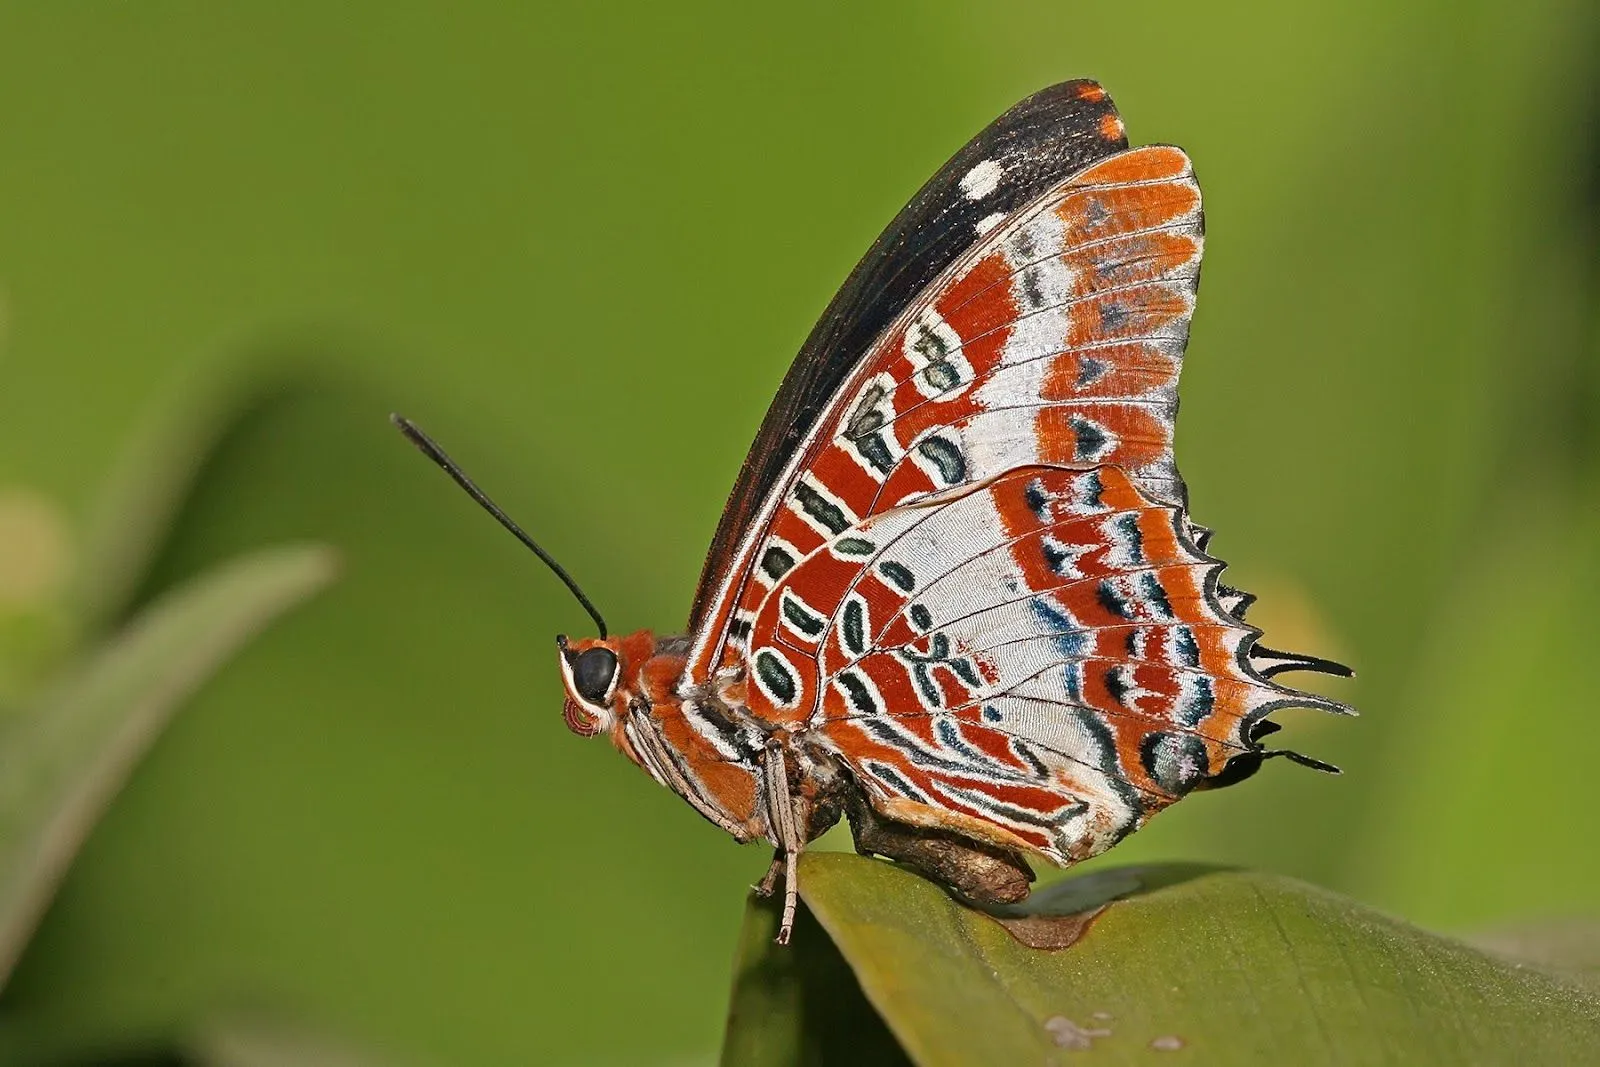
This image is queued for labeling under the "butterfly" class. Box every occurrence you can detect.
[396,80,1353,944]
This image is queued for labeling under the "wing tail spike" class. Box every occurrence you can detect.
[1262,749,1342,776]
[1250,643,1355,680]
[1296,691,1358,718]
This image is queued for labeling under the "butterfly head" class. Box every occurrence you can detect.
[560,629,672,738]
[556,634,622,736]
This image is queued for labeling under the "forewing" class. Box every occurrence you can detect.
[740,466,1350,864]
[690,137,1204,683]
[689,80,1129,639]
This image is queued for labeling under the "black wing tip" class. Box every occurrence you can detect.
[990,80,1126,156]
[1031,78,1113,105]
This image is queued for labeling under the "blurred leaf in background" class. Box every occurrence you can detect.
[0,358,340,1065]
[0,2,1595,1065]
[0,542,336,988]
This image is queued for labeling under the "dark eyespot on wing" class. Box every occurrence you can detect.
[878,560,916,592]
[761,545,795,581]
[838,669,880,715]
[780,592,826,638]
[842,599,868,656]
[754,649,798,705]
[1140,731,1210,795]
[794,481,851,534]
[916,436,967,485]
[1096,579,1133,619]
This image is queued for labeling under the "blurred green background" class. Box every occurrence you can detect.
[1,2,1596,1064]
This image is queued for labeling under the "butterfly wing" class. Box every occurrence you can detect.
[687,83,1349,867]
[689,80,1129,642]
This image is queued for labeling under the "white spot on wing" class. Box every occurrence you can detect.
[974,211,1007,235]
[959,158,1003,200]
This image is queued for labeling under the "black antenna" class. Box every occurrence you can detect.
[391,413,609,637]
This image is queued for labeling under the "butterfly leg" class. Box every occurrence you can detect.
[761,741,803,944]
[754,849,783,896]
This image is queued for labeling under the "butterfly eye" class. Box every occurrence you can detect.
[571,647,618,704]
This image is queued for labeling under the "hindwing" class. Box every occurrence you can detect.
[739,466,1347,862]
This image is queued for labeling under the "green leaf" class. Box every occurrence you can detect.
[724,853,1600,1066]
[0,543,337,987]
[721,868,910,1067]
